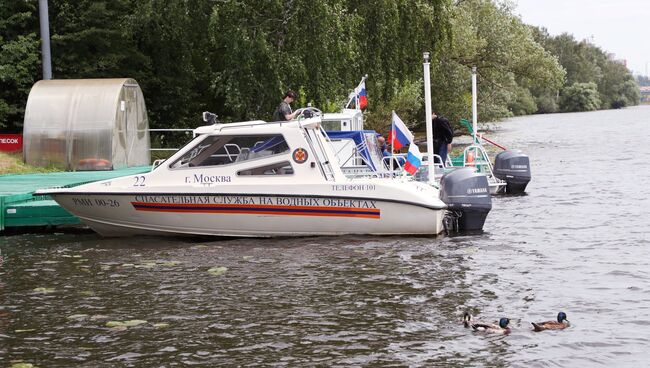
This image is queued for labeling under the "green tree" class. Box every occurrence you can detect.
[531,28,639,112]
[49,1,146,78]
[363,79,423,133]
[431,0,564,126]
[508,86,537,116]
[123,0,214,129]
[0,1,40,131]
[597,59,639,109]
[559,82,600,112]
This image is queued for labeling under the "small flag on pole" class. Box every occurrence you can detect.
[388,111,414,150]
[404,143,423,175]
[354,79,368,110]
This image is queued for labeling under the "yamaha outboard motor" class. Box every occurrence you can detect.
[439,167,492,231]
[493,150,531,194]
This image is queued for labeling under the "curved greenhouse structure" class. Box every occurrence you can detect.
[23,78,150,171]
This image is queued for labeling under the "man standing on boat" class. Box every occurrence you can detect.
[273,90,299,121]
[432,111,454,165]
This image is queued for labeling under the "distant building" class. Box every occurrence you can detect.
[640,86,650,103]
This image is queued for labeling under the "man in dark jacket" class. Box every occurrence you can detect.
[432,111,453,165]
[273,90,299,121]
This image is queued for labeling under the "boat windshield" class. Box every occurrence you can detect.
[169,134,290,169]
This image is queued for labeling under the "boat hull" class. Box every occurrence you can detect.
[50,193,445,237]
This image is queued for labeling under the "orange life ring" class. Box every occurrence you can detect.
[466,152,475,166]
[77,158,112,169]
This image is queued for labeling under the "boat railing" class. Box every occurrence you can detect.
[147,128,197,170]
[309,127,337,181]
[330,139,360,167]
[463,144,504,184]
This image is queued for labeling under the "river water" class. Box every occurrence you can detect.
[1,106,650,367]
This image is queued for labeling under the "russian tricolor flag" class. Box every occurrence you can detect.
[404,143,423,175]
[387,111,414,150]
[355,80,367,110]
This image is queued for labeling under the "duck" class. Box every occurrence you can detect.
[465,313,511,334]
[462,312,472,328]
[531,312,570,331]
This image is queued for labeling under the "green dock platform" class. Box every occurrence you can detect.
[0,166,150,231]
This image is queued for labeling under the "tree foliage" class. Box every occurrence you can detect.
[559,82,600,112]
[0,1,40,129]
[0,0,640,133]
[531,28,639,112]
[431,0,565,126]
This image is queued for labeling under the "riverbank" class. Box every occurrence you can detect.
[0,153,60,175]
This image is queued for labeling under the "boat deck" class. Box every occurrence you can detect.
[0,166,150,231]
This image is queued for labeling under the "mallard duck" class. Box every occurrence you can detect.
[463,312,472,328]
[531,312,570,331]
[470,316,511,334]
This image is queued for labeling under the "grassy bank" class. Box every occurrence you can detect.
[0,153,61,175]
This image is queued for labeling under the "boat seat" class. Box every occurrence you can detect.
[253,150,273,158]
[235,148,250,162]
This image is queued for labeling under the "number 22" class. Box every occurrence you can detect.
[133,175,146,186]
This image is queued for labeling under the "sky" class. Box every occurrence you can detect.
[514,0,650,76]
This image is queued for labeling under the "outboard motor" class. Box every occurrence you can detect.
[493,150,531,194]
[439,167,492,232]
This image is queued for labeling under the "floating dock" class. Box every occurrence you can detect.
[0,167,149,231]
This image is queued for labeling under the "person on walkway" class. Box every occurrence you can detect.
[432,111,454,165]
[273,90,299,121]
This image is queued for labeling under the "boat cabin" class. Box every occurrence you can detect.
[156,116,344,184]
[320,109,364,132]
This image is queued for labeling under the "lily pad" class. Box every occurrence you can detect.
[135,263,157,269]
[207,266,228,276]
[106,319,147,328]
[33,287,55,293]
[14,329,36,333]
[10,363,37,368]
[160,261,181,267]
[67,314,89,320]
[105,321,126,328]
[122,319,148,327]
[242,256,253,261]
